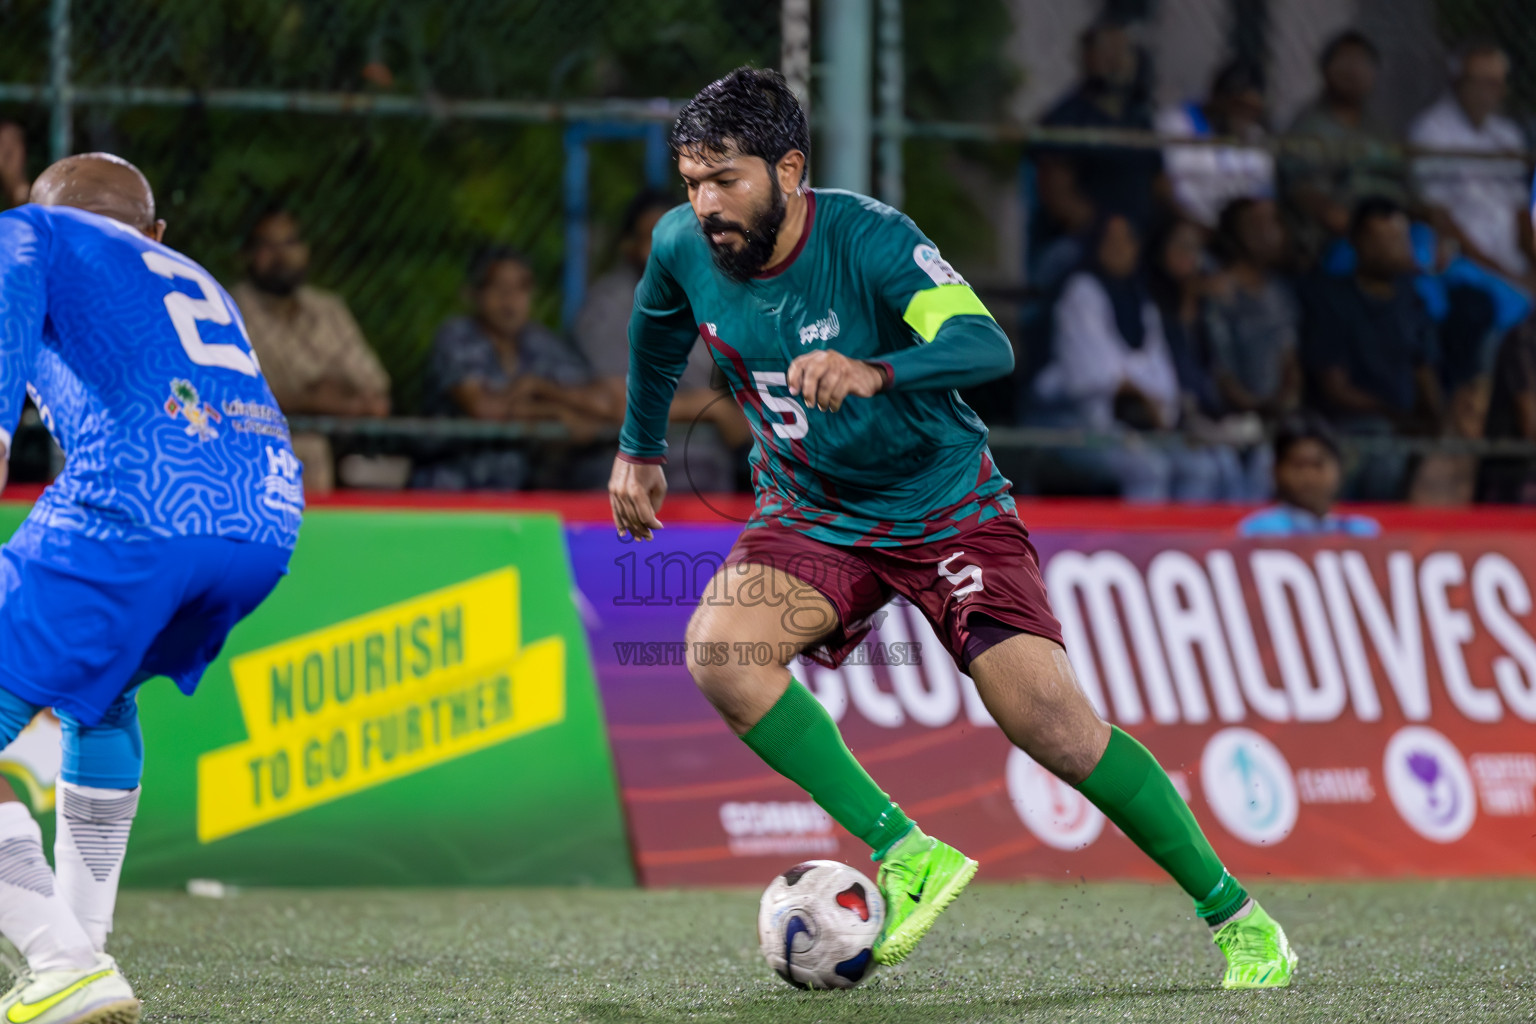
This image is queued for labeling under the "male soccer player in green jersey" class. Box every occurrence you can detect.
[609,67,1296,988]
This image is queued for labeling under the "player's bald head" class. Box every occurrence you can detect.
[32,153,158,232]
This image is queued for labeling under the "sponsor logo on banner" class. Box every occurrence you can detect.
[1383,727,1476,842]
[573,523,1536,885]
[1470,753,1536,816]
[1045,548,1536,728]
[1006,748,1104,850]
[719,802,838,857]
[1201,728,1298,846]
[196,568,567,842]
[1296,768,1375,804]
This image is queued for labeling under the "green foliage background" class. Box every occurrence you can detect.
[0,0,1017,411]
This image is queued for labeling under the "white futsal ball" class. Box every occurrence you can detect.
[757,860,885,989]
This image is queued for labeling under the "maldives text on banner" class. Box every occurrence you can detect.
[566,523,1536,886]
[0,506,632,887]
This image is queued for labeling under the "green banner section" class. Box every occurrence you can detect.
[0,504,633,887]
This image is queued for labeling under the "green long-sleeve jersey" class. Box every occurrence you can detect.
[620,188,1017,548]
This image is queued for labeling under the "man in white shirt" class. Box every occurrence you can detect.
[1409,41,1532,281]
[1157,61,1276,228]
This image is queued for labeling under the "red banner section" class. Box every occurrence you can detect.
[566,524,1536,887]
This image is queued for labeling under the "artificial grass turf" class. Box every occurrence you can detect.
[107,878,1535,1022]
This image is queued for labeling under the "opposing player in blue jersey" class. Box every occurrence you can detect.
[0,153,303,1024]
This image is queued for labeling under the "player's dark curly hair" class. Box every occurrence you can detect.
[669,67,810,183]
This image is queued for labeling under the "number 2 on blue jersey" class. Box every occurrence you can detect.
[140,250,260,377]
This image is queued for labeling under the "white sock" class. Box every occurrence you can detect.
[54,782,139,953]
[0,801,95,972]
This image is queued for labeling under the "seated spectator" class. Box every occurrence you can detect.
[1149,218,1220,413]
[232,205,392,495]
[1477,320,1536,503]
[1205,197,1301,421]
[1301,198,1443,434]
[1030,161,1098,293]
[1238,413,1381,536]
[417,247,611,490]
[1317,218,1528,395]
[1156,61,1275,229]
[0,121,30,209]
[1282,30,1409,261]
[1034,18,1165,244]
[1300,198,1443,499]
[1148,216,1262,500]
[1409,40,1532,283]
[1033,213,1226,501]
[574,190,747,493]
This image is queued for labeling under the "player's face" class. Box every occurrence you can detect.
[246,213,310,297]
[1275,439,1341,517]
[475,259,534,339]
[679,146,786,281]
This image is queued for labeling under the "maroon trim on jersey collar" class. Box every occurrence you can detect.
[752,189,815,280]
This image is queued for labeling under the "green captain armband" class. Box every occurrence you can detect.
[901,284,995,343]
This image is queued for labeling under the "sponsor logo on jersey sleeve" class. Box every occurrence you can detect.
[912,244,967,287]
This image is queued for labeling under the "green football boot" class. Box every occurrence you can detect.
[1212,902,1299,989]
[871,827,978,965]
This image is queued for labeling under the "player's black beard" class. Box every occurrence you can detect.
[701,188,786,283]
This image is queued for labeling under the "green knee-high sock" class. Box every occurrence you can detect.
[1074,726,1249,925]
[742,681,914,859]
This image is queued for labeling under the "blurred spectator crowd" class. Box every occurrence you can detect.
[2,17,1536,506]
[1020,20,1536,506]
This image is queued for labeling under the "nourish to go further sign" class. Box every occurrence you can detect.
[0,505,633,888]
[195,567,566,842]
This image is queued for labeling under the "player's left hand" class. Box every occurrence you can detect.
[787,350,886,413]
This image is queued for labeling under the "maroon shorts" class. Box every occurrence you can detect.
[722,511,1064,672]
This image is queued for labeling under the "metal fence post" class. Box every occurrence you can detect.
[49,0,71,161]
[819,0,871,193]
[562,122,591,333]
[781,0,812,115]
[876,0,903,208]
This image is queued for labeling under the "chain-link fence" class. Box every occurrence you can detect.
[0,0,1533,500]
[0,0,784,412]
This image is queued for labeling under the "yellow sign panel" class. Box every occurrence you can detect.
[196,568,565,842]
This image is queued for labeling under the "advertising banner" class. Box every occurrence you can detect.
[0,505,633,887]
[566,522,1536,887]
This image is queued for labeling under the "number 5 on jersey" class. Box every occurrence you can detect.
[752,371,809,440]
[141,250,261,377]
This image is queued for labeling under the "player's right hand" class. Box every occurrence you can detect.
[609,457,666,541]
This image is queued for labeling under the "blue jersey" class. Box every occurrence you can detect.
[1237,503,1380,539]
[0,204,303,548]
